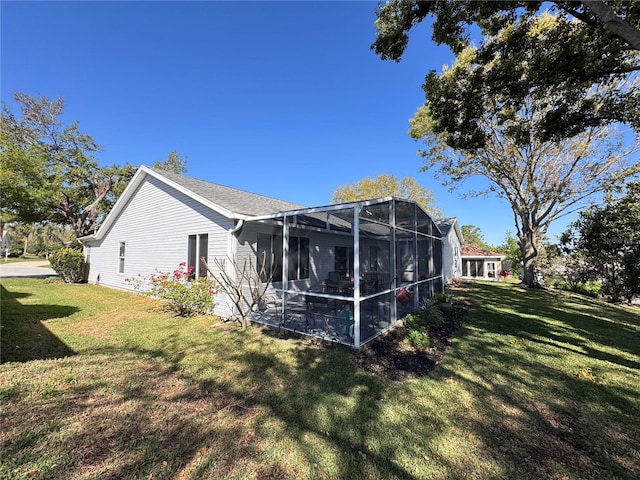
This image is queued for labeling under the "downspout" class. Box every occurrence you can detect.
[225,219,245,319]
[227,219,245,258]
[229,219,245,236]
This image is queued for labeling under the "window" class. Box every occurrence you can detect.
[335,246,353,277]
[187,234,208,279]
[487,261,497,278]
[288,237,309,281]
[257,234,308,283]
[257,233,281,282]
[463,259,484,277]
[118,242,125,274]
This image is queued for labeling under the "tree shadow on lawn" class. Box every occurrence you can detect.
[4,280,639,479]
[113,329,484,479]
[3,336,446,480]
[438,282,640,479]
[0,283,78,363]
[162,330,433,479]
[1,348,263,480]
[465,282,640,370]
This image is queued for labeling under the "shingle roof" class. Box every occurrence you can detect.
[153,169,306,217]
[436,218,456,236]
[461,244,505,257]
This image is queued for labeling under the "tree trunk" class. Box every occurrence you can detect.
[519,228,542,288]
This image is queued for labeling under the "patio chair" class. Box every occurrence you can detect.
[325,271,341,293]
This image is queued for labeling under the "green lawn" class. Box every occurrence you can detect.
[1,278,639,480]
[1,255,47,264]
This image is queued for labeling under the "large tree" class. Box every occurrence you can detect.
[153,150,188,174]
[497,231,523,273]
[332,174,442,217]
[372,1,640,143]
[410,88,637,286]
[461,225,494,251]
[561,182,640,302]
[0,93,134,237]
[373,2,640,287]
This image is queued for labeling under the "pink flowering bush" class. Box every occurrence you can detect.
[128,263,218,316]
[499,270,511,279]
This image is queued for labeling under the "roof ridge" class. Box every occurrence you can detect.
[148,167,302,204]
[146,167,306,216]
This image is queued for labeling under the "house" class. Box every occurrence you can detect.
[460,245,506,280]
[436,218,464,284]
[80,166,445,347]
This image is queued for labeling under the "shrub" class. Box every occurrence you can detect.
[550,278,602,298]
[129,263,218,316]
[403,299,446,350]
[576,281,602,298]
[415,299,446,330]
[404,328,431,351]
[49,248,86,283]
[434,292,448,303]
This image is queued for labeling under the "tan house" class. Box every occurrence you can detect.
[460,245,505,280]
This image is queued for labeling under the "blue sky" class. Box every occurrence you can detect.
[2,0,576,247]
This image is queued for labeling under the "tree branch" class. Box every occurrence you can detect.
[581,0,640,50]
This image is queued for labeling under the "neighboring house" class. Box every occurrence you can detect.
[436,218,464,284]
[80,166,445,348]
[460,245,506,280]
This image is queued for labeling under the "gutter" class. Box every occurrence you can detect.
[229,219,245,236]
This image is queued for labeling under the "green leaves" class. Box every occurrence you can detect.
[49,247,86,283]
[563,182,640,301]
[331,174,442,217]
[1,92,134,237]
[373,0,640,143]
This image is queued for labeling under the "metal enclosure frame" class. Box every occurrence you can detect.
[246,197,444,348]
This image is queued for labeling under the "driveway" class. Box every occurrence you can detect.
[0,260,58,278]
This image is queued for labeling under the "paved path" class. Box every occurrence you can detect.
[0,260,58,278]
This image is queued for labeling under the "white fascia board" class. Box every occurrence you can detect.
[453,220,464,244]
[90,166,246,241]
[141,167,242,220]
[77,234,96,243]
[89,166,148,241]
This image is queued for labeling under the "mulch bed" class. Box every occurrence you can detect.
[352,301,470,381]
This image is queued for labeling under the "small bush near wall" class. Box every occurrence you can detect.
[128,263,218,316]
[49,248,86,283]
[403,300,446,351]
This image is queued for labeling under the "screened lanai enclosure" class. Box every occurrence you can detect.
[239,198,444,348]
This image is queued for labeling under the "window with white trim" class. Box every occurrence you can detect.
[188,234,208,279]
[118,242,125,274]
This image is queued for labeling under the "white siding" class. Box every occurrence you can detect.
[235,222,357,292]
[441,230,462,284]
[86,175,233,317]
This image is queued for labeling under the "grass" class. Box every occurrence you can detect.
[1,278,639,480]
[1,255,47,264]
